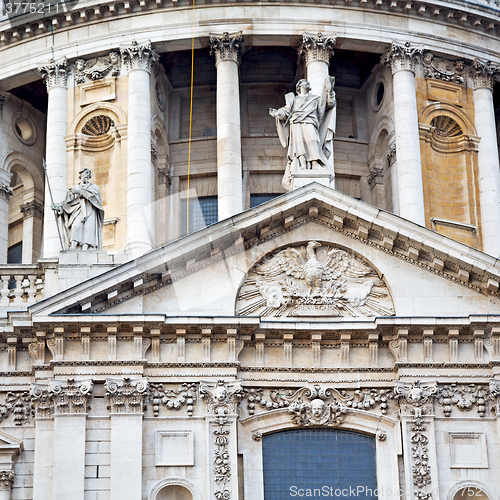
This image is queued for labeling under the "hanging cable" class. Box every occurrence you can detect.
[186,0,196,234]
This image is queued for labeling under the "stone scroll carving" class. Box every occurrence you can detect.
[74,51,121,84]
[236,241,395,317]
[421,52,465,84]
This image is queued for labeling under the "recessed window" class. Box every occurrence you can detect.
[376,82,385,106]
[13,115,36,145]
[262,429,377,500]
[7,242,22,264]
[181,196,218,235]
[250,194,278,208]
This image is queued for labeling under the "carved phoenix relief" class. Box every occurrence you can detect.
[236,241,394,317]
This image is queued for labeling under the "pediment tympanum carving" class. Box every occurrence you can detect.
[236,241,395,317]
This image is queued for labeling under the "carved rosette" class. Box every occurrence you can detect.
[299,32,336,64]
[381,41,422,74]
[74,51,121,84]
[470,58,499,90]
[421,51,465,84]
[105,378,149,414]
[0,470,14,492]
[38,58,68,89]
[20,200,44,220]
[0,184,13,202]
[209,32,244,65]
[121,41,158,73]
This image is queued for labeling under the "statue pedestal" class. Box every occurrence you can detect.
[291,172,332,190]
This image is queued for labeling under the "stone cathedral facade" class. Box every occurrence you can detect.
[1,0,500,499]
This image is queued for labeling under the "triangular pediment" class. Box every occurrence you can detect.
[29,183,500,318]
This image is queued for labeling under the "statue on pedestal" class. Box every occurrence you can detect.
[51,168,104,251]
[270,77,336,190]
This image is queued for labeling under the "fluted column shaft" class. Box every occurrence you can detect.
[121,41,157,259]
[383,42,425,226]
[210,32,244,220]
[39,59,68,258]
[471,59,500,257]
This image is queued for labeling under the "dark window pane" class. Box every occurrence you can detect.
[263,429,377,500]
[250,194,278,208]
[181,196,218,235]
[7,242,22,264]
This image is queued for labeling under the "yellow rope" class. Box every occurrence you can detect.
[186,0,196,235]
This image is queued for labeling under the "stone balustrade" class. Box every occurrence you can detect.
[0,265,44,306]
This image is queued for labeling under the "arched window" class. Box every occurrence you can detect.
[262,429,377,500]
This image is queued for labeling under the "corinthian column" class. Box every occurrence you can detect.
[0,185,13,264]
[121,41,158,258]
[38,58,68,258]
[471,59,500,257]
[0,470,14,500]
[210,32,244,220]
[299,32,336,188]
[382,42,425,226]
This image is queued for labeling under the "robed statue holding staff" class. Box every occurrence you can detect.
[51,168,104,251]
[270,77,336,190]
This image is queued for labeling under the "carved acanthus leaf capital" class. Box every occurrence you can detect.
[0,470,14,492]
[105,378,148,414]
[209,32,244,65]
[299,32,336,65]
[38,58,68,89]
[381,42,422,74]
[0,184,13,202]
[121,41,158,73]
[51,379,93,415]
[21,200,43,220]
[470,58,499,90]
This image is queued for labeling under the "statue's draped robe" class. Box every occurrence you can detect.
[275,83,336,190]
[57,182,104,250]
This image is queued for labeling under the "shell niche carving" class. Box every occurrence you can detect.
[236,241,395,318]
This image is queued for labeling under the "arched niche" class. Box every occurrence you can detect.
[448,481,496,500]
[148,478,201,500]
[419,103,481,249]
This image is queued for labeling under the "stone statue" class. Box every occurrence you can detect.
[269,77,336,190]
[52,168,104,251]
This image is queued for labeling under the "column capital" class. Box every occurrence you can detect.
[299,32,336,65]
[470,58,499,90]
[38,58,68,89]
[209,31,244,65]
[21,200,43,220]
[105,378,148,414]
[0,92,9,107]
[381,41,421,74]
[0,469,14,492]
[0,183,13,202]
[121,40,158,73]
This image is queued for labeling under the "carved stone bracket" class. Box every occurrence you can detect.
[74,51,121,84]
[422,51,465,84]
[0,392,33,425]
[470,58,499,90]
[386,144,396,166]
[367,167,384,187]
[158,166,171,185]
[38,58,68,89]
[121,40,158,73]
[209,32,244,65]
[20,200,43,220]
[381,41,422,74]
[0,469,14,492]
[149,383,197,417]
[299,32,336,64]
[0,184,13,202]
[105,378,148,414]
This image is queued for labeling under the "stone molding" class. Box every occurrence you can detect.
[0,184,13,202]
[105,377,148,413]
[0,469,14,492]
[74,51,121,83]
[209,31,244,65]
[382,41,422,74]
[38,58,68,89]
[121,40,158,73]
[299,32,336,65]
[20,200,43,220]
[470,58,499,90]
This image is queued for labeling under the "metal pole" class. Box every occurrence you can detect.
[42,159,64,251]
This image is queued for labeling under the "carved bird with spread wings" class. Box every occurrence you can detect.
[254,241,374,294]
